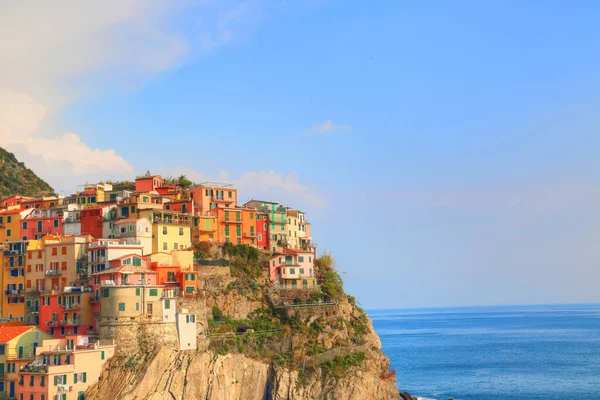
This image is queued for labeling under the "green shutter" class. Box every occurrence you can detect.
[74,373,77,383]
[149,289,158,296]
[103,288,109,297]
[83,372,87,383]
[136,288,140,296]
[54,376,58,385]
[236,225,241,236]
[224,211,229,221]
[225,225,229,236]
[136,303,139,311]
[101,351,105,360]
[164,300,170,309]
[118,303,125,311]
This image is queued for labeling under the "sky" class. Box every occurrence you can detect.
[2,0,600,309]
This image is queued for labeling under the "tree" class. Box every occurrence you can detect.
[177,174,193,189]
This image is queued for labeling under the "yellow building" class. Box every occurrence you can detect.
[2,241,28,321]
[25,240,44,326]
[0,326,53,399]
[75,183,112,208]
[0,208,27,244]
[42,235,89,293]
[139,210,192,253]
[191,215,218,243]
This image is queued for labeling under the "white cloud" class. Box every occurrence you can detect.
[307,120,351,134]
[158,166,327,209]
[0,1,258,190]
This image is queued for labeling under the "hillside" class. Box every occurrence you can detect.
[85,248,407,400]
[0,147,54,198]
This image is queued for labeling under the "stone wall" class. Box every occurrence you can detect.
[99,315,178,355]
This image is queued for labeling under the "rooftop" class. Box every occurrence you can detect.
[0,326,34,343]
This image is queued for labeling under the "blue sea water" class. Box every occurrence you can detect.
[370,304,600,400]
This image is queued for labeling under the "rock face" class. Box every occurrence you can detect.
[86,263,401,400]
[86,330,400,400]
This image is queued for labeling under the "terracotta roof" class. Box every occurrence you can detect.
[0,326,34,343]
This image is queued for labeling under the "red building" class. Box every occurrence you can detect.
[81,207,103,239]
[165,199,195,215]
[38,287,94,338]
[20,208,64,240]
[256,211,268,250]
[135,174,164,192]
[0,195,34,209]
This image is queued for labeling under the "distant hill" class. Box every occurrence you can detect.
[0,147,54,199]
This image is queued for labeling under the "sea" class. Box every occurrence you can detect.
[370,304,600,400]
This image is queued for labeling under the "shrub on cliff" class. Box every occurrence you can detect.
[320,269,344,300]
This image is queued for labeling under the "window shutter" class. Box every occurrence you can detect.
[54,376,58,386]
[83,372,87,383]
[74,373,77,383]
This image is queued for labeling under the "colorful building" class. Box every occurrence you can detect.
[17,335,115,400]
[20,207,65,241]
[0,209,30,243]
[269,249,317,290]
[39,286,94,338]
[0,326,53,399]
[188,183,237,214]
[87,240,143,275]
[74,183,112,208]
[1,241,27,322]
[206,207,244,245]
[138,210,191,253]
[244,200,287,252]
[25,240,44,326]
[191,215,218,243]
[255,212,268,250]
[112,218,153,255]
[135,174,164,192]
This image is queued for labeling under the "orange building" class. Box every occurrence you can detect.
[191,215,218,243]
[188,183,237,214]
[206,207,243,245]
[135,174,164,192]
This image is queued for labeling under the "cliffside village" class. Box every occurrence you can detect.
[0,174,318,400]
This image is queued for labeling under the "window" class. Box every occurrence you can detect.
[249,212,254,219]
[299,256,304,262]
[103,289,109,298]
[132,257,141,267]
[7,216,11,223]
[228,191,232,198]
[162,226,167,234]
[78,391,85,400]
[61,261,67,270]
[162,242,167,251]
[40,376,45,387]
[136,303,139,311]
[258,234,262,242]
[309,257,312,262]
[236,225,241,236]
[52,248,57,256]
[74,372,87,384]
[53,219,59,228]
[173,242,178,250]
[118,303,125,311]
[123,258,131,265]
[101,351,105,360]
[29,376,34,386]
[290,268,295,274]
[224,211,229,221]
[179,227,184,235]
[22,222,27,230]
[62,247,67,255]
[0,344,5,355]
[164,300,170,309]
[185,286,194,293]
[300,268,304,274]
[224,226,229,236]
[186,314,196,323]
[136,288,140,296]
[6,229,11,237]
[236,212,241,222]
[149,289,158,296]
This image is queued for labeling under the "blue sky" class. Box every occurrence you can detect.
[2,0,600,308]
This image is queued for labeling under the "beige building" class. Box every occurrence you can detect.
[112,217,153,255]
[17,335,115,400]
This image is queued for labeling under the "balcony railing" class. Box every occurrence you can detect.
[46,319,80,327]
[62,303,81,310]
[221,218,243,224]
[243,232,257,238]
[4,289,21,295]
[7,352,35,360]
[45,270,62,276]
[101,280,144,287]
[152,218,191,225]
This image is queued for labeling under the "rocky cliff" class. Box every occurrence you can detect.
[0,147,54,198]
[86,250,402,400]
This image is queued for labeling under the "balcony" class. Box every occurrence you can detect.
[277,239,289,247]
[211,196,231,203]
[4,289,21,295]
[152,217,191,226]
[7,352,35,360]
[89,297,100,304]
[101,280,144,287]
[46,319,80,327]
[197,226,217,232]
[221,219,243,224]
[45,270,62,276]
[243,232,257,238]
[62,303,81,310]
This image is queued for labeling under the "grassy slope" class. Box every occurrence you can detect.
[0,147,54,199]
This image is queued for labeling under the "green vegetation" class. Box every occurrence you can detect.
[315,251,345,300]
[212,306,223,321]
[322,351,366,378]
[103,180,135,190]
[0,147,54,198]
